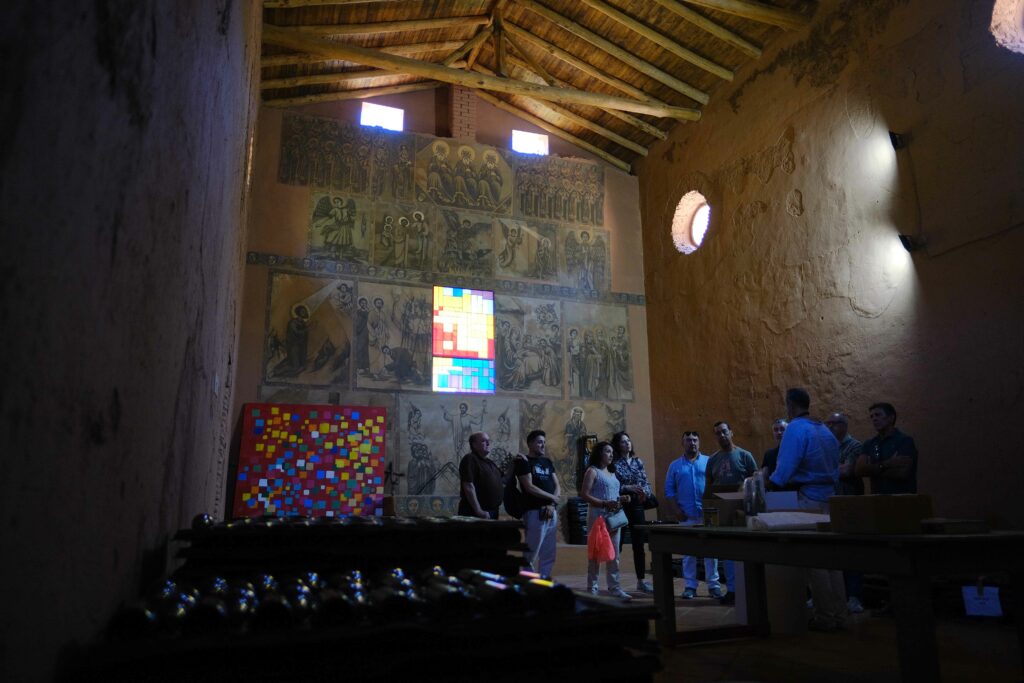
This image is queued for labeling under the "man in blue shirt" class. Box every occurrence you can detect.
[664,431,722,599]
[769,387,846,631]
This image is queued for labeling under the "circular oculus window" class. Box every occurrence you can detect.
[671,190,711,254]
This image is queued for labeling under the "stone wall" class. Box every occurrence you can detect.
[637,0,1024,526]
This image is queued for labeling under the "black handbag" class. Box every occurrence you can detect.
[642,494,659,511]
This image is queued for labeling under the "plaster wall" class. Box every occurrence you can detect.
[234,93,654,512]
[0,2,260,679]
[637,0,1024,526]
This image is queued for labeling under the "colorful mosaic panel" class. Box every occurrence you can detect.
[432,286,494,359]
[431,357,496,393]
[232,403,387,518]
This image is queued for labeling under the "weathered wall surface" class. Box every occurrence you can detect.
[638,0,1024,526]
[0,2,260,679]
[234,94,654,520]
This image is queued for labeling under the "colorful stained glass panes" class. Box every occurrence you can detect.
[432,287,494,393]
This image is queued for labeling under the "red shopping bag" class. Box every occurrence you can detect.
[587,515,615,562]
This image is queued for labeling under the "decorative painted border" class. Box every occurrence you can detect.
[247,251,646,306]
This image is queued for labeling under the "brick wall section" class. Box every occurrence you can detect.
[450,85,477,141]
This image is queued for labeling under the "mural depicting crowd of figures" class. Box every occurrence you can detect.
[278,113,608,296]
[264,112,640,516]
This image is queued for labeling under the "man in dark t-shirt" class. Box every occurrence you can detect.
[760,418,788,478]
[458,432,504,519]
[514,430,560,578]
[855,402,918,494]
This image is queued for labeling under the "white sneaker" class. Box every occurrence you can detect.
[608,588,632,601]
[636,580,653,593]
[847,596,864,614]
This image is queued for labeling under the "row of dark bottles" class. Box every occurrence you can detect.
[107,566,575,641]
[188,512,503,534]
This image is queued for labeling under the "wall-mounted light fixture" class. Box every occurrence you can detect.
[898,233,927,252]
[889,131,909,150]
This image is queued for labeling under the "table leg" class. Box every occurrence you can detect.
[652,548,676,646]
[1011,571,1024,676]
[743,561,770,637]
[889,575,940,683]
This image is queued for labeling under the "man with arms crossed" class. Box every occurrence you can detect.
[458,432,503,519]
[707,421,757,604]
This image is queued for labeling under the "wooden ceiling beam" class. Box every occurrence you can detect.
[264,0,404,7]
[679,0,810,31]
[263,81,442,107]
[263,24,701,120]
[266,16,489,37]
[505,24,661,107]
[261,62,467,90]
[442,24,493,66]
[651,0,762,58]
[512,0,709,105]
[262,42,465,68]
[502,45,667,141]
[473,90,632,172]
[579,0,733,81]
[473,63,647,156]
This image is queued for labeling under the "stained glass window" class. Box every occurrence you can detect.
[432,286,495,393]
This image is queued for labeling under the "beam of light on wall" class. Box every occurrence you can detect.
[360,102,404,131]
[883,233,913,279]
[859,126,898,191]
[991,0,1024,54]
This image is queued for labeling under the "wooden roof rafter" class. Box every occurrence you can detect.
[511,0,710,105]
[262,24,702,120]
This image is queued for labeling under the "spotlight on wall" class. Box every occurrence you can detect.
[898,233,927,252]
[889,131,909,150]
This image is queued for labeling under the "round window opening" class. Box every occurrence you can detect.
[671,190,711,254]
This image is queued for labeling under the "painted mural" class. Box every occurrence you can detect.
[518,399,627,494]
[493,218,558,283]
[371,202,434,270]
[263,112,643,516]
[353,282,433,392]
[415,139,513,214]
[560,228,610,295]
[309,193,373,264]
[564,302,633,401]
[513,153,604,226]
[397,395,520,496]
[435,209,495,277]
[495,295,562,397]
[264,273,354,387]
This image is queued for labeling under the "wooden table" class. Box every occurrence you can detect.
[643,525,1024,682]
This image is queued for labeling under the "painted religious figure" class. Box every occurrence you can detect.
[263,272,354,387]
[398,396,519,498]
[308,193,372,264]
[416,138,513,213]
[372,203,433,270]
[564,302,633,401]
[561,228,609,295]
[512,154,604,226]
[495,296,563,397]
[435,209,494,277]
[493,218,558,282]
[354,283,432,391]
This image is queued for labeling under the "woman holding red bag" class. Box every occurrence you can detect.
[581,441,632,601]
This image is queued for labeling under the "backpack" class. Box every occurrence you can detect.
[503,471,525,519]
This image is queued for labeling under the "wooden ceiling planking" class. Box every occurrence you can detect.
[259,0,817,169]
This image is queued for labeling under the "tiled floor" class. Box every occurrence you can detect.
[550,543,1023,682]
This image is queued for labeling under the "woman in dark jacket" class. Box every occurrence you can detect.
[611,431,654,593]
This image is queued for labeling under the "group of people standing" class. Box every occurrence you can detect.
[454,387,918,622]
[456,428,657,601]
[665,388,918,631]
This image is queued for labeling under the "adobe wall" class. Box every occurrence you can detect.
[637,0,1024,526]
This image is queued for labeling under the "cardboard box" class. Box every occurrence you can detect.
[829,494,933,534]
[706,492,744,527]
